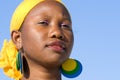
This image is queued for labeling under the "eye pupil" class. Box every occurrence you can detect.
[38,20,48,25]
[61,24,69,28]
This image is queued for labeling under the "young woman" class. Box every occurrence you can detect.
[0,0,82,80]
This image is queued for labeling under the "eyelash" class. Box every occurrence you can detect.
[38,20,48,25]
[38,21,71,29]
[61,24,70,28]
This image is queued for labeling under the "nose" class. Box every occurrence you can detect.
[48,25,64,40]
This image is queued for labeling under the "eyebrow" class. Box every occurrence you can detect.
[63,17,71,23]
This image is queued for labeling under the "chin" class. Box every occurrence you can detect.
[45,56,66,67]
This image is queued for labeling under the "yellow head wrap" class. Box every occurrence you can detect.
[0,0,62,80]
[10,0,61,32]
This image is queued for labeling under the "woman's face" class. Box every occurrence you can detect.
[20,1,74,67]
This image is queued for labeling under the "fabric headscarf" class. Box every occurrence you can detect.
[0,0,62,80]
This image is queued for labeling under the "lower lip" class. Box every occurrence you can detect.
[47,45,65,53]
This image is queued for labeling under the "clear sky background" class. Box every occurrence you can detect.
[0,0,120,80]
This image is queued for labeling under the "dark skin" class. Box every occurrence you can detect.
[11,1,74,80]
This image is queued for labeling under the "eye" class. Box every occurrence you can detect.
[61,24,71,28]
[38,20,48,25]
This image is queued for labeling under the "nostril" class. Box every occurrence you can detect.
[52,35,56,38]
[51,34,64,40]
[59,35,63,39]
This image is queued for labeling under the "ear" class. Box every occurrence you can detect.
[11,30,22,49]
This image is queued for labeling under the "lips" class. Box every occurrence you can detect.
[46,41,66,53]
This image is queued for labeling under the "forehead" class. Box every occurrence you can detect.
[26,1,71,20]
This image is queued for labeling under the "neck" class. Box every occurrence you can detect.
[21,57,62,80]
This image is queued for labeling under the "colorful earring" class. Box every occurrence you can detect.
[16,52,23,73]
[61,58,82,78]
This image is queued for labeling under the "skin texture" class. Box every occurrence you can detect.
[11,1,74,80]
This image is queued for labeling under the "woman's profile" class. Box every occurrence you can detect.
[0,0,82,80]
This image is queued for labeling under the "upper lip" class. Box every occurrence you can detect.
[46,40,66,50]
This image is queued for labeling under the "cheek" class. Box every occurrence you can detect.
[21,27,47,54]
[21,28,49,64]
[66,31,74,45]
[64,31,74,55]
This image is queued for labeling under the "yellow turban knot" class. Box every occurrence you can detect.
[0,0,62,80]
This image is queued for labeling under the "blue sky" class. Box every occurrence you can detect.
[0,0,120,80]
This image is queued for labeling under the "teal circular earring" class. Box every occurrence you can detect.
[16,52,23,73]
[61,58,82,78]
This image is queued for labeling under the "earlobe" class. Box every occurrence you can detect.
[11,30,22,49]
